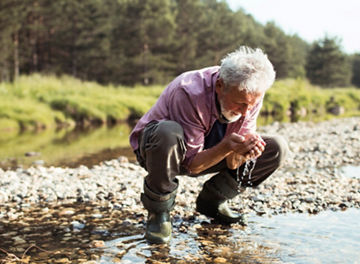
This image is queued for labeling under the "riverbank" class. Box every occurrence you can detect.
[1,117,359,216]
[1,74,360,133]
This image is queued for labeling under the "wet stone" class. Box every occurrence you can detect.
[90,240,105,248]
[59,209,75,216]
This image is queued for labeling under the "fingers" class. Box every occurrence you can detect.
[252,133,266,146]
[245,139,265,159]
[256,141,265,152]
[253,145,263,158]
[244,138,258,154]
[232,133,245,143]
[230,133,266,157]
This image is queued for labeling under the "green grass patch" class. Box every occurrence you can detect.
[263,78,360,120]
[0,74,164,131]
[0,74,359,131]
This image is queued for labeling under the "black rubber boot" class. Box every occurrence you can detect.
[196,171,247,225]
[141,181,177,244]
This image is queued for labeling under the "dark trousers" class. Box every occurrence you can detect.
[135,120,288,195]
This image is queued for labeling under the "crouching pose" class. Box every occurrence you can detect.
[129,46,288,244]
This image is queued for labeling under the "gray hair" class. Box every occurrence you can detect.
[219,46,276,93]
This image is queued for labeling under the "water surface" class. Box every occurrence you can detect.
[0,124,136,170]
[1,202,359,264]
[340,165,360,179]
[0,114,338,170]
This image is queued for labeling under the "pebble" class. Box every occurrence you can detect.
[90,240,105,248]
[0,117,359,218]
[214,257,227,263]
[59,209,75,216]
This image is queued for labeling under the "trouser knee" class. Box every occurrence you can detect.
[264,135,289,168]
[139,120,186,195]
[155,120,185,147]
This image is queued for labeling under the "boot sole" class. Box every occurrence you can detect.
[145,232,171,244]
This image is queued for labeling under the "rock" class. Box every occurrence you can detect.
[214,257,227,263]
[59,208,75,216]
[303,197,314,203]
[90,240,105,248]
[117,156,129,163]
[25,151,41,157]
[55,258,71,263]
[91,213,103,219]
[327,106,345,115]
[32,160,45,166]
[71,220,85,230]
[13,236,26,245]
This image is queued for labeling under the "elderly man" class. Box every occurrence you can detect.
[130,46,288,244]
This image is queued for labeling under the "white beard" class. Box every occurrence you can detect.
[219,99,242,123]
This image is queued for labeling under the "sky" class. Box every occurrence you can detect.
[226,0,359,54]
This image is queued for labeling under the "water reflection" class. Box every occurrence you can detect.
[0,114,333,170]
[0,202,280,263]
[2,202,359,263]
[0,124,136,170]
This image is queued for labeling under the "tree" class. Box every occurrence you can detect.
[195,0,239,67]
[306,37,352,87]
[286,35,309,78]
[110,0,177,85]
[0,0,30,81]
[0,0,318,86]
[258,22,309,79]
[261,22,293,79]
[351,54,360,87]
[171,0,204,74]
[44,0,114,82]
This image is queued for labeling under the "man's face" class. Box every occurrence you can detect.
[216,79,263,123]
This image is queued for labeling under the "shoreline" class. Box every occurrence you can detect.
[1,117,359,218]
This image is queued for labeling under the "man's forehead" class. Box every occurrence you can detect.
[231,88,262,103]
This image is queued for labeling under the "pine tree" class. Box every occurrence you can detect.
[0,0,30,81]
[306,37,351,87]
[351,54,360,87]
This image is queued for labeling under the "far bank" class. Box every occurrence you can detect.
[0,74,359,133]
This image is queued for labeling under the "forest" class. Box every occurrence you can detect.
[1,0,360,88]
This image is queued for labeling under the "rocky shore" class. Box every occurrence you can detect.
[0,117,359,263]
[1,117,359,219]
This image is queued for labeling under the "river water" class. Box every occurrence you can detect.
[1,202,359,263]
[0,124,137,170]
[0,115,304,170]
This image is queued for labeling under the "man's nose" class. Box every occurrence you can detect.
[238,104,250,115]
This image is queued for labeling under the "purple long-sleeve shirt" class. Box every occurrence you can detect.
[129,66,263,171]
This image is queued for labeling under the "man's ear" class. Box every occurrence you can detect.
[215,79,224,94]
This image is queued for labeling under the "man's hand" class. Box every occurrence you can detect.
[225,133,266,169]
[226,152,245,170]
[243,133,266,160]
[224,133,263,156]
[188,133,265,175]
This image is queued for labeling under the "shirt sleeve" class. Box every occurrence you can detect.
[167,87,207,171]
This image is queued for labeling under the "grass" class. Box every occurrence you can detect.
[0,74,359,132]
[263,78,360,121]
[0,74,163,132]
